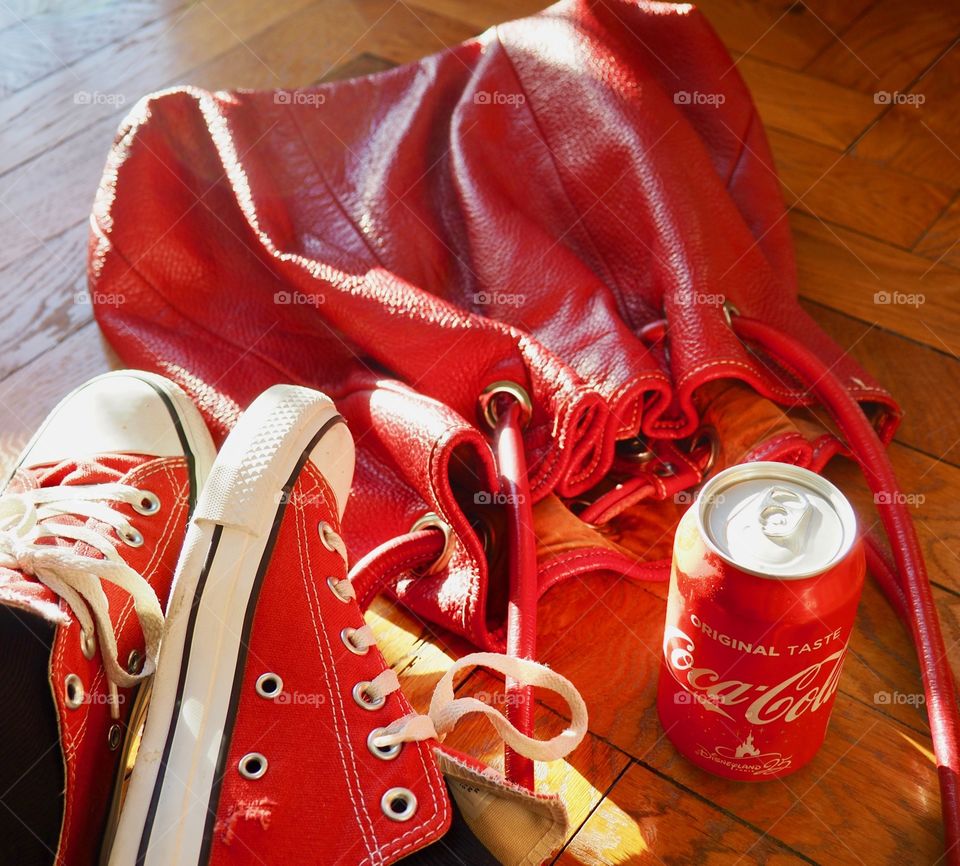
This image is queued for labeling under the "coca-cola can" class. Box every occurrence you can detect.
[657,461,865,780]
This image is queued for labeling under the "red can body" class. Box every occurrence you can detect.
[657,469,865,781]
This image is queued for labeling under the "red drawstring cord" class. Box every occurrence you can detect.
[492,397,538,790]
[349,528,444,612]
[732,315,960,865]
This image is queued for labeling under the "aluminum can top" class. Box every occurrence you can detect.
[696,461,858,580]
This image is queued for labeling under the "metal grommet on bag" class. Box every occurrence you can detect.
[616,435,655,464]
[256,672,283,699]
[352,681,386,711]
[381,787,418,821]
[238,753,268,780]
[478,380,533,430]
[687,425,720,476]
[107,724,122,751]
[64,674,84,710]
[367,728,402,761]
[722,300,740,328]
[410,512,454,576]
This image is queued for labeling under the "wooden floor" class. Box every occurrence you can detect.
[1,0,959,863]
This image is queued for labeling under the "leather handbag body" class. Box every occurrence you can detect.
[87,0,960,860]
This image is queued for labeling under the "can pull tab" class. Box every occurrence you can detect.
[757,486,811,544]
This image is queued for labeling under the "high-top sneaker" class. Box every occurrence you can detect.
[107,384,588,865]
[0,371,216,866]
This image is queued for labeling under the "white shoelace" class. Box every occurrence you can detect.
[319,521,588,764]
[0,483,163,718]
[366,652,589,763]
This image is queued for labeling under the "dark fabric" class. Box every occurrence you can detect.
[0,606,61,866]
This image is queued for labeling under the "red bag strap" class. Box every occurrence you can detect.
[486,388,539,791]
[731,313,960,865]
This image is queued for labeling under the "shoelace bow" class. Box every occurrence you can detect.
[365,652,588,763]
[0,483,163,718]
[327,525,588,764]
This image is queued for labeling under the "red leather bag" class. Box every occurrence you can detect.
[87,0,960,858]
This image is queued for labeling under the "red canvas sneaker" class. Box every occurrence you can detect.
[107,384,587,865]
[0,370,216,866]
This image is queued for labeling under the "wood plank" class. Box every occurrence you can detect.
[801,299,960,462]
[853,48,960,190]
[914,194,960,270]
[804,0,960,95]
[556,761,808,865]
[791,212,960,352]
[0,0,319,178]
[0,1,188,98]
[407,0,544,32]
[767,129,952,247]
[192,0,477,88]
[738,55,880,150]
[0,321,116,474]
[692,0,871,72]
[646,694,944,864]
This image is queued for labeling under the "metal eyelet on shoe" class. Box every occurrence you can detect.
[326,575,351,604]
[341,627,369,656]
[381,788,418,822]
[352,681,386,711]
[80,629,97,660]
[256,672,284,699]
[107,724,122,751]
[132,491,161,515]
[127,649,143,675]
[368,728,402,761]
[119,525,144,547]
[318,521,337,551]
[64,674,84,710]
[238,753,268,780]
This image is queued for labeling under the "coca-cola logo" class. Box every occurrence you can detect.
[663,625,847,724]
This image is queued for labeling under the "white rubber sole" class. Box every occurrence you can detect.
[106,385,352,866]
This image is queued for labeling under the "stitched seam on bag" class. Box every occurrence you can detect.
[294,499,380,861]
